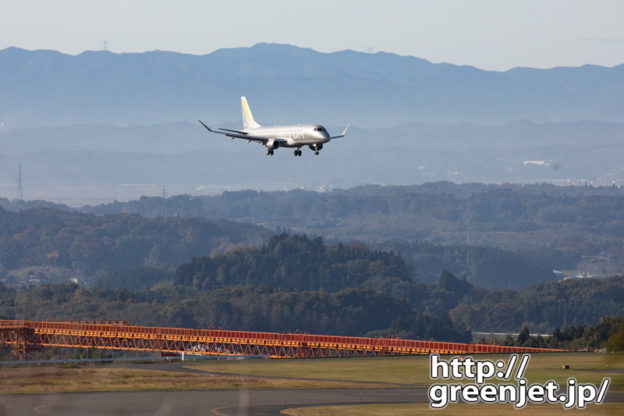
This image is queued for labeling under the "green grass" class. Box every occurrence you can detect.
[187,353,624,387]
[281,403,624,416]
[0,366,370,394]
[2,352,621,394]
[188,356,429,385]
[520,353,623,387]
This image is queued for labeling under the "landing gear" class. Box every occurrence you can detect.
[309,144,323,156]
[294,149,302,157]
[266,149,274,156]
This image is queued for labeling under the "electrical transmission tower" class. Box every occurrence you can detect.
[161,185,167,217]
[17,162,24,201]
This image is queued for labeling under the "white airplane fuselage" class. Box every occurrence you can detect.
[247,124,330,147]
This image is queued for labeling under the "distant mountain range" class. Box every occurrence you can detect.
[1,43,623,128]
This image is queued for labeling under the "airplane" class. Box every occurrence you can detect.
[199,97,349,156]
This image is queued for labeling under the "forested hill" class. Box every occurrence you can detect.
[0,232,621,337]
[79,182,624,281]
[95,235,531,321]
[0,202,557,290]
[2,259,621,336]
[0,206,269,284]
[171,235,624,332]
[0,233,476,341]
[450,276,624,333]
[0,282,471,342]
[175,234,410,291]
[382,241,555,288]
[80,182,624,222]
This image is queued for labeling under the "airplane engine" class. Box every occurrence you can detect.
[266,139,280,150]
[308,143,323,151]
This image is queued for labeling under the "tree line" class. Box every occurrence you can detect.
[0,205,567,290]
[501,316,624,352]
[72,182,624,283]
[0,205,268,283]
[1,233,621,339]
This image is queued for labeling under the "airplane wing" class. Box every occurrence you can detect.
[218,127,249,135]
[330,124,350,139]
[198,120,274,144]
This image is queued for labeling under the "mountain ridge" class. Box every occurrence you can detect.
[5,43,623,70]
[1,43,622,128]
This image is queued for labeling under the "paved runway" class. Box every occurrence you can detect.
[2,387,623,415]
[0,388,426,416]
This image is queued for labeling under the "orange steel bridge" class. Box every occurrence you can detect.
[0,319,564,360]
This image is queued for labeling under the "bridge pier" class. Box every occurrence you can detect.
[0,326,41,360]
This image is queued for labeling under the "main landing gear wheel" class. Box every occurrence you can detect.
[294,149,302,156]
[266,149,274,156]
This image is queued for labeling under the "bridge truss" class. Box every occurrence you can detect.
[0,319,563,360]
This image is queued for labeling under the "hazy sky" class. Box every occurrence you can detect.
[2,0,623,70]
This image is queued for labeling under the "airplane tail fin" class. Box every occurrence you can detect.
[241,96,261,129]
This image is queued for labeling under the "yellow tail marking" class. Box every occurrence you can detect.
[242,98,254,123]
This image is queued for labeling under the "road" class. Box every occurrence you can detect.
[1,361,622,415]
[0,388,426,416]
[2,387,623,415]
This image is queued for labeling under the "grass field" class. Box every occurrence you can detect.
[0,366,370,394]
[0,352,621,395]
[281,403,624,416]
[187,353,624,387]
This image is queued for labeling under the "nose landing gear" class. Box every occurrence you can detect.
[308,143,323,156]
[294,149,302,157]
